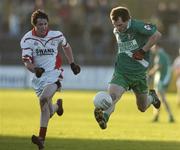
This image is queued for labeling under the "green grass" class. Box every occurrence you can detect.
[0,89,180,150]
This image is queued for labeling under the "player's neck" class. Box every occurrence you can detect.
[32,28,49,38]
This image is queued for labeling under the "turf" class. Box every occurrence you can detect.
[0,89,180,150]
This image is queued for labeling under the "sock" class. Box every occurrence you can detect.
[103,113,109,122]
[103,104,116,123]
[39,127,47,140]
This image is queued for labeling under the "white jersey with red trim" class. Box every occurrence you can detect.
[20,30,67,71]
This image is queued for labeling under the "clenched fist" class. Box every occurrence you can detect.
[34,67,45,78]
[70,63,81,75]
[132,49,146,60]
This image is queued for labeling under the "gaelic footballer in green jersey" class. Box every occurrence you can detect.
[173,53,180,107]
[149,44,174,122]
[94,6,162,129]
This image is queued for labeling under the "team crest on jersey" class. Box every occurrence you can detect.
[144,24,152,30]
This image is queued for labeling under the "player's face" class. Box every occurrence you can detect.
[111,17,128,32]
[34,18,48,37]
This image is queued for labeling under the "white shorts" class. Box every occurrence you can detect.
[32,69,63,97]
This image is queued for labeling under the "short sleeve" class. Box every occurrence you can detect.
[20,37,33,62]
[134,20,157,36]
[59,33,68,48]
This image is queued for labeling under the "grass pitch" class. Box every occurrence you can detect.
[0,89,180,150]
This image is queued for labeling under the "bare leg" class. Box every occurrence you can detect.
[94,83,126,129]
[39,83,58,140]
[152,107,160,122]
[176,78,180,107]
[105,84,126,117]
[159,91,174,122]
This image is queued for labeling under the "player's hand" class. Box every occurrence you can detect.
[132,49,146,60]
[34,67,45,78]
[70,63,81,75]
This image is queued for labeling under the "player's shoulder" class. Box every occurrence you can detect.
[131,19,154,28]
[20,30,33,43]
[48,30,64,37]
[130,19,144,28]
[131,19,156,31]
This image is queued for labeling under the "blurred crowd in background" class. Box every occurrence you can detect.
[0,0,179,66]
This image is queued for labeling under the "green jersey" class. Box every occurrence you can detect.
[114,19,157,75]
[154,48,171,82]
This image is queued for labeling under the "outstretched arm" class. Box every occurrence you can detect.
[142,31,161,52]
[62,43,74,64]
[61,43,81,75]
[133,31,161,60]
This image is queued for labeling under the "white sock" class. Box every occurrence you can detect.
[104,103,115,117]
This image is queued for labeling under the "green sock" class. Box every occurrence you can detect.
[103,113,109,122]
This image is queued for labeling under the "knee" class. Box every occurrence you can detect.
[138,106,146,112]
[40,96,48,103]
[137,102,146,112]
[136,95,147,112]
[39,96,49,109]
[110,93,120,102]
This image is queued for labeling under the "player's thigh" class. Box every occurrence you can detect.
[40,83,58,103]
[108,83,126,102]
[132,76,148,94]
[110,73,129,90]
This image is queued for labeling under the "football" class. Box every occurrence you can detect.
[93,91,113,110]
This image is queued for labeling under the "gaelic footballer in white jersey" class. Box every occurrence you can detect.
[21,10,81,150]
[21,29,67,96]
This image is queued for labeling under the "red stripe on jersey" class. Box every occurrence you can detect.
[55,52,62,69]
[24,37,45,47]
[22,47,33,51]
[45,35,63,45]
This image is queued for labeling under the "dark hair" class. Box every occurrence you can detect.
[110,6,130,22]
[31,9,49,26]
